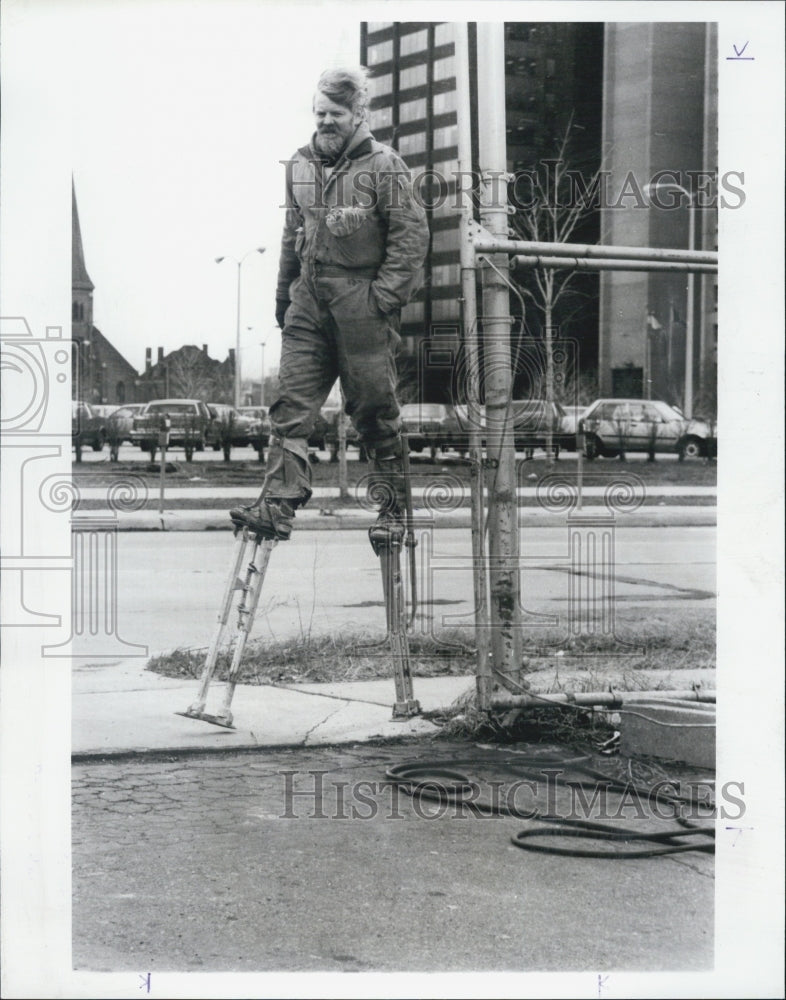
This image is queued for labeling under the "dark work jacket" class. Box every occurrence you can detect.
[276,122,430,314]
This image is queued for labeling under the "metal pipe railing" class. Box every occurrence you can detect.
[513,254,718,274]
[474,237,718,266]
[490,689,715,710]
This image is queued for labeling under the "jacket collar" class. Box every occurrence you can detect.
[304,121,374,166]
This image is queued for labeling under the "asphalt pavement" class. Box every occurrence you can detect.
[68,506,720,980]
[72,742,715,973]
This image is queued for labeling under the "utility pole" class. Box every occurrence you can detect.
[476,22,523,691]
[455,21,491,707]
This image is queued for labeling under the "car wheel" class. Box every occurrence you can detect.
[429,445,437,461]
[584,434,599,461]
[185,444,195,462]
[329,443,339,463]
[74,441,83,463]
[212,442,221,451]
[148,444,157,462]
[196,438,205,452]
[92,431,105,452]
[109,442,120,462]
[679,436,704,461]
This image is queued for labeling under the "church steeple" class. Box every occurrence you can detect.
[72,178,93,331]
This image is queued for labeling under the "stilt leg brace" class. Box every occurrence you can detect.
[177,527,276,729]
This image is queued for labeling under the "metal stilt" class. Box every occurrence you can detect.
[377,533,420,718]
[176,527,276,728]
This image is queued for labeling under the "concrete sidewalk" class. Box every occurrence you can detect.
[72,658,715,759]
[106,504,716,531]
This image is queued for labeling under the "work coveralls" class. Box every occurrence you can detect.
[261,121,430,509]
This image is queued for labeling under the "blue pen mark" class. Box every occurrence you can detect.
[138,973,151,993]
[726,825,754,846]
[727,42,754,60]
[598,973,610,997]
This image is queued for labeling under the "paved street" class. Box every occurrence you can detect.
[94,525,715,661]
[72,742,714,973]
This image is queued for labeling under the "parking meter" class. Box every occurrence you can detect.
[158,414,171,449]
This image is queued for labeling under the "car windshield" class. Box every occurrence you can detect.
[400,404,446,419]
[146,403,196,414]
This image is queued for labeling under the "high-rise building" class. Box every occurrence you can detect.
[599,22,718,414]
[361,21,717,411]
[360,21,604,400]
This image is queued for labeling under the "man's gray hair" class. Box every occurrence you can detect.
[315,67,369,118]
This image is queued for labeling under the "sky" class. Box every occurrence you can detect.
[68,0,362,380]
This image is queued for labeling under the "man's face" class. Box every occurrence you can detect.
[313,92,362,157]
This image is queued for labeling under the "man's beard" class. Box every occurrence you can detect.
[315,129,347,158]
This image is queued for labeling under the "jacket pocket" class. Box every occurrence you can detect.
[325,206,370,238]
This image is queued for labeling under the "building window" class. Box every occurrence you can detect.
[433,56,456,81]
[116,381,126,404]
[367,22,392,32]
[398,131,427,155]
[433,90,457,114]
[400,97,427,123]
[432,298,460,319]
[72,302,79,320]
[431,228,459,253]
[402,301,425,323]
[432,263,460,286]
[434,23,455,45]
[368,73,393,98]
[370,105,393,129]
[400,63,427,89]
[367,40,393,65]
[400,29,428,55]
[433,124,458,149]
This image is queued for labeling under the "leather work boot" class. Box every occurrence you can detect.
[367,447,408,553]
[229,498,296,541]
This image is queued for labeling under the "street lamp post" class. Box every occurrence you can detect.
[644,181,697,417]
[259,339,266,407]
[216,247,266,409]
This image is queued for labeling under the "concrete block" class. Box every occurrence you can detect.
[619,698,715,769]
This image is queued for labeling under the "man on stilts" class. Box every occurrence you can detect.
[230,66,430,545]
[180,68,429,729]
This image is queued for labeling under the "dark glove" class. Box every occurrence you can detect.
[275,298,290,330]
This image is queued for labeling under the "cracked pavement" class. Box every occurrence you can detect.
[73,741,714,973]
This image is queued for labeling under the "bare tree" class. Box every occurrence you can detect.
[510,120,603,462]
[166,347,214,400]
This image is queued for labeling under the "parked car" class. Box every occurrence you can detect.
[580,398,715,460]
[239,406,272,458]
[305,409,332,456]
[206,404,258,450]
[322,406,365,461]
[132,399,213,460]
[106,403,145,443]
[435,400,565,457]
[509,400,566,457]
[72,401,106,461]
[559,404,588,452]
[399,403,451,459]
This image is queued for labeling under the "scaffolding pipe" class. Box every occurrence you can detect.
[477,22,523,692]
[513,254,717,274]
[454,22,491,709]
[490,689,715,710]
[474,237,718,266]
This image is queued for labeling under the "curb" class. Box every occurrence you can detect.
[113,507,717,532]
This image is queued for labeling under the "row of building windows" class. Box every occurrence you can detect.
[366,22,455,45]
[367,55,455,96]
